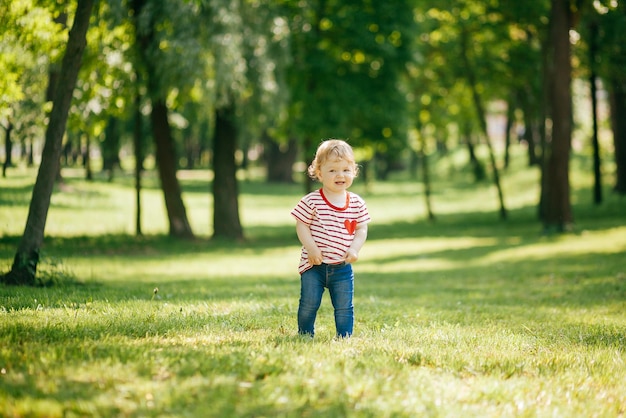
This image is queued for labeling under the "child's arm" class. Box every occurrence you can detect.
[344,223,368,263]
[296,220,323,265]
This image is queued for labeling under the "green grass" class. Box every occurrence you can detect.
[1,154,625,417]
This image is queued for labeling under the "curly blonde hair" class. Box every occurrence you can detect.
[307,139,359,180]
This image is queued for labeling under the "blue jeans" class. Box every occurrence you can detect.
[298,262,354,338]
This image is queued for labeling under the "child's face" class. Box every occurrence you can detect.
[316,158,355,193]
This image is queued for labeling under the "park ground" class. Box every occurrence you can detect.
[1,153,625,417]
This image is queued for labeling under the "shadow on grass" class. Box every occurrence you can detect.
[1,372,133,417]
[1,193,624,324]
[358,250,625,304]
[1,253,623,352]
[0,183,36,207]
[1,236,623,308]
[1,197,624,275]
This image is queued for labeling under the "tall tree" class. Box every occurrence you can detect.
[417,123,435,221]
[540,0,573,231]
[2,120,13,177]
[133,86,145,236]
[592,1,626,195]
[409,0,530,215]
[459,23,507,219]
[498,0,550,168]
[587,20,602,204]
[207,0,289,239]
[265,135,298,183]
[130,0,196,239]
[212,105,243,240]
[1,0,95,286]
[610,85,626,194]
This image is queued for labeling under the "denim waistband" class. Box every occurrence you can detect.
[321,261,346,267]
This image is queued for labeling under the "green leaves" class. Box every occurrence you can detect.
[0,1,67,121]
[283,0,416,148]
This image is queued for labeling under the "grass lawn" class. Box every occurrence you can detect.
[1,156,625,417]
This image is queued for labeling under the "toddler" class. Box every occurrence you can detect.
[291,139,371,338]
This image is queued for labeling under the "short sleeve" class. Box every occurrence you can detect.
[291,196,315,225]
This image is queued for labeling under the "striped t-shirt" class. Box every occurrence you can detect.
[291,188,371,274]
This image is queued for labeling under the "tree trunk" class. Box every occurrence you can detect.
[1,0,94,286]
[198,119,210,168]
[609,79,626,194]
[265,134,298,183]
[131,0,193,239]
[20,136,32,166]
[134,89,144,236]
[84,133,93,181]
[519,98,540,167]
[47,11,67,188]
[2,120,13,178]
[184,131,195,169]
[542,0,573,231]
[151,100,194,239]
[418,127,435,221]
[102,116,121,181]
[589,21,602,204]
[463,122,486,182]
[504,101,513,169]
[212,105,244,240]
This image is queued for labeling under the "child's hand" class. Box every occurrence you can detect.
[307,247,323,265]
[344,249,359,263]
